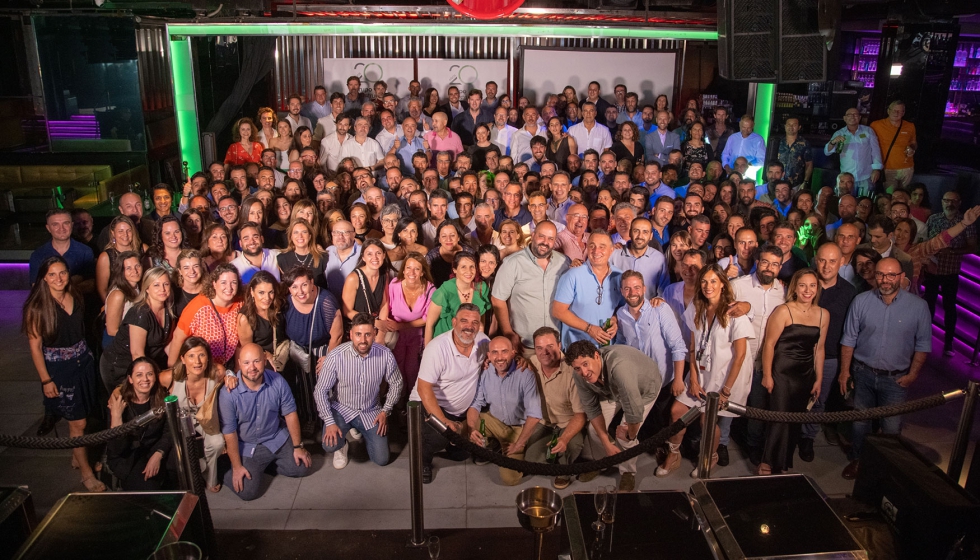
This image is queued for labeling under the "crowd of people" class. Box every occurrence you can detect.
[24,75,979,497]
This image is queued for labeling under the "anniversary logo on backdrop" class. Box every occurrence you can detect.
[322,58,415,97]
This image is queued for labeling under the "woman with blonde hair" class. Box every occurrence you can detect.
[658,264,754,478]
[96,215,145,300]
[256,107,278,148]
[165,337,227,492]
[174,249,205,319]
[290,199,321,245]
[224,117,264,166]
[101,266,173,391]
[495,219,526,259]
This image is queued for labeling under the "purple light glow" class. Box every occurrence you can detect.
[47,115,101,140]
[0,263,28,272]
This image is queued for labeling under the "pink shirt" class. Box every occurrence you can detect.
[387,279,435,324]
[424,129,464,164]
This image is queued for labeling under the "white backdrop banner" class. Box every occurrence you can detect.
[417,59,509,97]
[322,58,415,97]
[521,50,676,107]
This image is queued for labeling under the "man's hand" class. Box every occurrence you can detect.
[293,447,312,468]
[447,420,464,433]
[725,260,740,279]
[223,372,239,391]
[143,451,163,480]
[550,439,568,455]
[962,206,980,226]
[393,137,401,150]
[895,373,917,388]
[727,301,751,318]
[614,425,630,442]
[602,439,620,458]
[569,258,584,268]
[469,429,486,446]
[671,378,686,397]
[870,170,881,185]
[502,441,525,456]
[232,465,251,493]
[838,371,851,396]
[586,324,614,345]
[316,356,327,375]
[322,424,343,448]
[689,379,704,400]
[375,411,388,437]
[504,331,523,354]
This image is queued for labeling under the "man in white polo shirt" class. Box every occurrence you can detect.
[410,304,491,483]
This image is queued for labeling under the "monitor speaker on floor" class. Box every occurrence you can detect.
[853,435,980,560]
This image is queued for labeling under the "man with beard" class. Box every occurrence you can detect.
[319,115,353,172]
[734,179,767,219]
[490,106,517,157]
[568,101,613,158]
[644,110,680,166]
[467,203,497,249]
[313,92,347,145]
[231,222,281,283]
[392,117,429,176]
[410,304,491,483]
[219,343,312,501]
[727,243,785,466]
[493,221,569,356]
[826,194,857,240]
[838,257,931,480]
[610,217,669,299]
[466,336,544,486]
[721,115,766,176]
[316,313,403,469]
[617,92,643,128]
[688,214,712,252]
[324,220,362,301]
[642,161,674,202]
[771,221,809,282]
[650,195,674,249]
[451,89,494,147]
[340,117,385,172]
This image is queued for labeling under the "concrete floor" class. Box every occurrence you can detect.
[0,289,976,532]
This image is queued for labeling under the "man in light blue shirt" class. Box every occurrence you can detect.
[721,115,767,172]
[393,117,428,176]
[838,257,931,479]
[466,336,544,485]
[552,230,624,349]
[609,217,670,298]
[324,222,361,300]
[823,108,883,196]
[219,344,312,501]
[617,270,687,383]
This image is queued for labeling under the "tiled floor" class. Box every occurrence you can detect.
[0,289,976,531]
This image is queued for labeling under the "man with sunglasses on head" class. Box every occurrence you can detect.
[551,230,624,350]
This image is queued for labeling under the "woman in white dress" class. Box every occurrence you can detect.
[656,264,753,478]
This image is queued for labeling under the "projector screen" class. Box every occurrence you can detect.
[520,48,677,108]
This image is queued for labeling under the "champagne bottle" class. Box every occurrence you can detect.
[546,426,562,464]
[479,418,487,447]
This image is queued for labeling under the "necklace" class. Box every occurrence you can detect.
[295,252,312,267]
[54,291,68,310]
[458,286,474,302]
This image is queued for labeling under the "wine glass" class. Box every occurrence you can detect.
[602,485,618,523]
[427,535,440,559]
[592,487,608,532]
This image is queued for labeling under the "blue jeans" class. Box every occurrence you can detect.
[848,361,907,461]
[321,414,390,466]
[803,358,838,440]
[224,440,311,501]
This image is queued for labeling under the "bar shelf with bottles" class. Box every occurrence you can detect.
[946,38,980,117]
[843,36,880,89]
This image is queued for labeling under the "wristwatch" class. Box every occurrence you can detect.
[293,443,304,449]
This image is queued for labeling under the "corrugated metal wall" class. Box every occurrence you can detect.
[273,34,678,109]
[136,24,173,113]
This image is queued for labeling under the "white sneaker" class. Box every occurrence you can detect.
[348,428,363,441]
[333,442,349,469]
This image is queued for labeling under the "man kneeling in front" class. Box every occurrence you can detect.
[219,343,312,501]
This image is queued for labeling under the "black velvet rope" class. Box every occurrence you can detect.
[0,407,165,450]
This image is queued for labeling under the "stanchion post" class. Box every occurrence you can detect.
[969,326,980,367]
[164,395,193,491]
[947,380,978,482]
[407,401,427,547]
[697,392,721,479]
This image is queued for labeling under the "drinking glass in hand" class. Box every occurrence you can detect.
[602,485,617,523]
[592,487,608,532]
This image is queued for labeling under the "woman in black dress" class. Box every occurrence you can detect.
[238,270,285,369]
[759,269,828,475]
[611,121,645,168]
[106,357,172,490]
[342,238,392,336]
[24,256,104,491]
[545,117,576,171]
[681,122,714,174]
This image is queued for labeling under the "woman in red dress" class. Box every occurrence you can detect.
[223,117,264,167]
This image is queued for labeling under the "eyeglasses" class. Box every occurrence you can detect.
[596,284,603,305]
[333,230,354,236]
[874,272,902,280]
[218,205,237,212]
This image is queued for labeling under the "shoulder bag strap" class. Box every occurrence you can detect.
[882,120,903,168]
[356,269,376,317]
[208,299,228,359]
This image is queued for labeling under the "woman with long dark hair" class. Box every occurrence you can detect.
[287,125,313,164]
[658,264,753,478]
[381,252,434,392]
[146,215,185,273]
[106,357,171,490]
[101,266,173,391]
[180,208,211,250]
[103,251,143,350]
[24,256,104,491]
[166,337,226,492]
[342,238,392,334]
[424,252,490,345]
[238,271,285,368]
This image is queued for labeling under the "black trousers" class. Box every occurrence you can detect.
[420,409,468,466]
[923,272,960,348]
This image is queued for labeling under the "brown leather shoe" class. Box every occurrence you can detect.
[841,460,859,480]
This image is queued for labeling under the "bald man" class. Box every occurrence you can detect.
[219,343,312,501]
[466,336,544,486]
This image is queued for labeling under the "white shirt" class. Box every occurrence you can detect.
[567,121,613,157]
[730,274,786,365]
[231,249,282,284]
[409,330,491,416]
[340,136,385,169]
[490,124,518,155]
[284,114,312,133]
[510,126,547,165]
[319,132,352,171]
[314,113,342,142]
[374,125,403,154]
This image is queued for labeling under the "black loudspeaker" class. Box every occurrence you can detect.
[853,435,980,560]
[778,0,827,82]
[717,0,778,81]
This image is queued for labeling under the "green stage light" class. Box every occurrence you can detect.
[753,82,776,183]
[169,35,202,176]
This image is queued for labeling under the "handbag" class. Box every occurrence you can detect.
[195,381,222,436]
[271,325,290,372]
[358,269,398,350]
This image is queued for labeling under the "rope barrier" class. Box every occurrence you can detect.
[726,390,963,424]
[0,407,165,450]
[428,389,964,475]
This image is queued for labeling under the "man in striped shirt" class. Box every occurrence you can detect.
[316,313,403,469]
